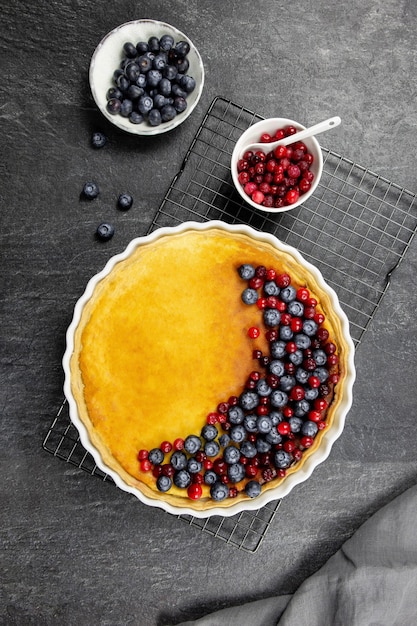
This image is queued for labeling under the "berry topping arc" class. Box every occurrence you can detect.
[139,262,340,502]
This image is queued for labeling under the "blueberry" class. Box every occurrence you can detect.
[294,334,311,350]
[172,84,187,98]
[107,98,122,114]
[256,378,272,397]
[270,341,286,358]
[187,457,203,474]
[294,399,310,417]
[228,462,245,483]
[280,375,295,392]
[289,349,304,366]
[184,435,201,454]
[256,437,271,453]
[106,87,123,101]
[230,425,246,443]
[170,450,187,470]
[116,74,130,93]
[274,450,292,469]
[241,288,258,305]
[123,41,137,58]
[245,480,261,498]
[120,99,133,117]
[314,367,329,382]
[263,309,281,327]
[266,429,282,445]
[129,111,144,125]
[163,65,178,81]
[153,54,167,71]
[127,84,144,100]
[305,388,319,401]
[256,415,273,434]
[210,481,229,501]
[238,264,256,280]
[223,445,240,464]
[201,424,218,441]
[156,475,172,492]
[263,281,280,296]
[91,132,107,149]
[176,58,189,73]
[228,406,244,424]
[148,36,160,53]
[179,74,196,93]
[159,34,175,51]
[303,319,318,336]
[175,40,190,58]
[218,433,231,448]
[136,41,149,54]
[146,69,162,88]
[96,223,115,241]
[289,416,303,433]
[138,55,152,73]
[148,109,162,126]
[136,74,147,88]
[302,421,319,438]
[173,96,187,113]
[153,94,169,109]
[158,77,172,97]
[295,368,309,384]
[138,95,153,116]
[243,414,258,433]
[204,470,218,485]
[313,349,327,366]
[270,390,288,408]
[83,181,99,199]
[117,193,133,211]
[279,326,293,341]
[173,469,191,489]
[239,391,259,411]
[269,360,285,377]
[240,440,257,458]
[160,104,177,122]
[270,411,284,425]
[148,448,164,465]
[287,301,304,317]
[204,440,220,457]
[280,286,297,302]
[125,62,140,82]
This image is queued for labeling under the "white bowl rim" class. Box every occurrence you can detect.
[63,220,355,518]
[231,117,323,213]
[89,19,205,136]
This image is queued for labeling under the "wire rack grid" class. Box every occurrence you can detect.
[43,97,417,553]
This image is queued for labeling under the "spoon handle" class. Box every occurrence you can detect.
[279,116,341,147]
[241,116,342,157]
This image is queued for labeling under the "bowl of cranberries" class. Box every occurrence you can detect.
[89,19,204,135]
[231,117,324,212]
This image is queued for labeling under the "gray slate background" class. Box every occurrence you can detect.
[2,0,417,624]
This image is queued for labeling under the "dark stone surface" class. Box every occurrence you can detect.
[2,1,417,624]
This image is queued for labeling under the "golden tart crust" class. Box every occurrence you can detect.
[70,227,350,511]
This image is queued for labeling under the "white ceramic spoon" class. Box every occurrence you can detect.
[240,116,341,158]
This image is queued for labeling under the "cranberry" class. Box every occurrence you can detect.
[245,464,258,478]
[138,449,148,461]
[277,421,291,436]
[217,402,229,414]
[252,190,265,204]
[248,326,260,339]
[161,463,175,477]
[206,412,219,425]
[276,273,291,288]
[173,438,185,450]
[296,287,310,301]
[228,487,238,498]
[300,436,314,448]
[140,459,151,472]
[187,484,202,500]
[160,441,172,454]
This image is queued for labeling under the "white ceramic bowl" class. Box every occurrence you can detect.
[89,19,204,135]
[63,221,355,518]
[231,117,323,212]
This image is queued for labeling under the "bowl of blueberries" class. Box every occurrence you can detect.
[89,19,204,135]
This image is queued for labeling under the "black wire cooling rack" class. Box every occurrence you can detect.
[43,97,417,553]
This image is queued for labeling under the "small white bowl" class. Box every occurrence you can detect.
[231,117,323,212]
[89,19,204,135]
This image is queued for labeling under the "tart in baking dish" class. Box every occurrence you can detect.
[67,223,354,514]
